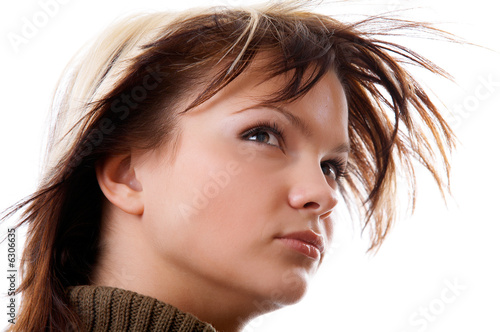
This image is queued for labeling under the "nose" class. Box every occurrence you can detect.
[287,162,338,219]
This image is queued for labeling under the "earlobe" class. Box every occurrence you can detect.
[95,154,144,215]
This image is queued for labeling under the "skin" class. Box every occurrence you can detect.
[93,60,349,332]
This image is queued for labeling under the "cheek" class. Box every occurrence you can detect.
[141,133,288,259]
[191,150,276,235]
[180,143,288,257]
[211,144,286,205]
[141,141,263,239]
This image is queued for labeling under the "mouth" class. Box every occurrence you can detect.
[276,230,325,260]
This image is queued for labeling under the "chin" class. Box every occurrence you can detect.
[275,281,309,306]
[257,267,311,310]
[250,284,308,317]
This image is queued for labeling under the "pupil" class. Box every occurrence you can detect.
[256,132,268,142]
[322,164,333,177]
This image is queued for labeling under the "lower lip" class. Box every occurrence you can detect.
[277,238,321,260]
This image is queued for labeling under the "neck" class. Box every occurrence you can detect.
[90,216,276,332]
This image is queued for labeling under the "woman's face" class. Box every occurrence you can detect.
[134,63,349,309]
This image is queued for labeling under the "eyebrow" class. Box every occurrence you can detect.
[331,141,351,154]
[235,102,351,154]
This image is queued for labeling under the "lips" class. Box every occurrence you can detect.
[276,230,325,259]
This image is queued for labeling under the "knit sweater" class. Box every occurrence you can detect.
[67,285,217,332]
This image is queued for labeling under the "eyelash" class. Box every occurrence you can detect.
[241,120,348,181]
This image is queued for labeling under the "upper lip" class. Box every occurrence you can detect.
[277,230,325,254]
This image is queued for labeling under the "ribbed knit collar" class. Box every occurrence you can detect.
[67,285,217,332]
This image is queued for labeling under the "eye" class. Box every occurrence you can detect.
[321,159,347,181]
[241,121,284,149]
[247,130,280,146]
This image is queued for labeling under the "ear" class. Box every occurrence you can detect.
[95,154,144,215]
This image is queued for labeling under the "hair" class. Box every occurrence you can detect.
[0,2,458,331]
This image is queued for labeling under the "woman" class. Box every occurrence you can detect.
[1,2,456,331]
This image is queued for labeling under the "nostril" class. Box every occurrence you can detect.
[303,201,320,209]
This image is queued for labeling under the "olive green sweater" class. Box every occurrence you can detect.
[67,285,216,332]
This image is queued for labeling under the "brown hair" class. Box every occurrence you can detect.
[1,2,457,331]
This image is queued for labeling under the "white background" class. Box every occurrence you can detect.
[1,0,499,331]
